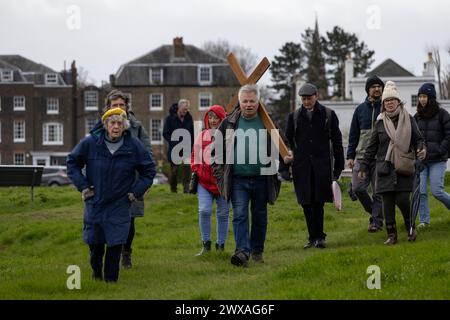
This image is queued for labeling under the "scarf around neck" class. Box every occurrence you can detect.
[378,104,412,164]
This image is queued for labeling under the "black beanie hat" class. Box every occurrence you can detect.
[365,75,385,94]
[418,83,437,100]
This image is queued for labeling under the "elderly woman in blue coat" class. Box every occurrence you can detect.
[67,108,156,282]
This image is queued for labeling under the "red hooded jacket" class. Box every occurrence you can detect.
[190,105,226,196]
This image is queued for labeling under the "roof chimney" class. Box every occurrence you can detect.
[344,53,354,100]
[422,52,436,77]
[173,37,185,57]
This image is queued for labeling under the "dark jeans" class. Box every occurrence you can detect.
[301,202,326,242]
[89,244,122,282]
[352,160,383,228]
[170,163,191,193]
[124,217,135,251]
[231,176,268,256]
[381,192,412,228]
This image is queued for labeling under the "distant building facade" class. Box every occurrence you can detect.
[110,37,240,162]
[0,55,76,166]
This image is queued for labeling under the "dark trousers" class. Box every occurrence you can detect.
[124,217,135,251]
[302,202,326,241]
[352,160,383,227]
[170,163,191,193]
[381,192,412,228]
[89,244,122,282]
[301,167,326,242]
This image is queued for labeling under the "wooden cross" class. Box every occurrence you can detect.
[226,53,289,159]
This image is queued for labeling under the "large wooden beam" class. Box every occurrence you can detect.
[226,53,289,158]
[226,56,270,113]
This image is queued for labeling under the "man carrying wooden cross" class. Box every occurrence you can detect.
[212,84,281,267]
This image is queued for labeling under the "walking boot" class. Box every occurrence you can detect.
[407,224,417,242]
[384,224,398,245]
[121,248,132,269]
[195,241,211,256]
[215,243,225,251]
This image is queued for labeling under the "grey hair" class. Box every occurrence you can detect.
[103,114,130,130]
[178,99,190,108]
[238,84,260,102]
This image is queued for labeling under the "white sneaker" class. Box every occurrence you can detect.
[417,223,429,229]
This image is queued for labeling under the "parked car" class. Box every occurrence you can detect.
[41,166,72,187]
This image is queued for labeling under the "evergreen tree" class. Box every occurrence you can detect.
[323,26,375,98]
[302,19,328,99]
[269,42,304,130]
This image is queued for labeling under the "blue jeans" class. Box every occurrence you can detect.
[198,184,230,245]
[231,176,268,256]
[419,161,450,224]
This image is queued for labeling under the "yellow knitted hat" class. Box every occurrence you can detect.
[101,107,127,123]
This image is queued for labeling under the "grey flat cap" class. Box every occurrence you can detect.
[298,83,318,96]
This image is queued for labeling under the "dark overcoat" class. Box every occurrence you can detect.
[285,102,345,205]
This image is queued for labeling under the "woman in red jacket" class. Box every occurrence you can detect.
[191,105,230,255]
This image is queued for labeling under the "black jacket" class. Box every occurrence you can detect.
[284,102,345,205]
[361,115,424,193]
[162,104,194,164]
[414,107,450,163]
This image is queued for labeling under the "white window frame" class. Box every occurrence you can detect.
[46,98,59,114]
[1,70,13,82]
[13,120,25,143]
[84,91,98,111]
[198,92,212,111]
[411,95,419,109]
[85,117,98,136]
[45,73,58,85]
[43,122,64,146]
[13,96,26,111]
[150,119,163,145]
[14,152,25,165]
[149,93,163,111]
[198,66,212,86]
[149,68,164,85]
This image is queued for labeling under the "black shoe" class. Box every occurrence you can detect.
[314,239,326,249]
[251,252,264,263]
[303,241,314,249]
[121,248,132,269]
[215,243,225,251]
[195,241,211,256]
[231,250,249,267]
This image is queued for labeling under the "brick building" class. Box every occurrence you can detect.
[110,37,240,161]
[0,55,76,166]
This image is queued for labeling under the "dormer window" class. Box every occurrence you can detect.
[149,68,163,85]
[1,70,13,82]
[45,73,58,85]
[198,66,212,85]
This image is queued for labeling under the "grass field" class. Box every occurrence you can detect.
[0,180,449,300]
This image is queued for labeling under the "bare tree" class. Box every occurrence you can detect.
[76,66,98,88]
[431,46,445,99]
[202,39,258,73]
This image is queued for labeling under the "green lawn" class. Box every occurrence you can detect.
[0,180,449,299]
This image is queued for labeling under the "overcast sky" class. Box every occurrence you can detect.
[1,0,449,85]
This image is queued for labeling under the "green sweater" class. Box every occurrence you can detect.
[233,115,267,176]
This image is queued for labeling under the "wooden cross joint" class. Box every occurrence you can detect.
[226,53,289,158]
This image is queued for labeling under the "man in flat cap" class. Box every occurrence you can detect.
[347,75,385,232]
[283,83,344,249]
